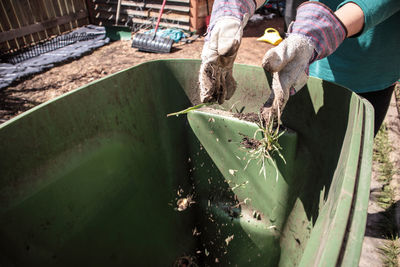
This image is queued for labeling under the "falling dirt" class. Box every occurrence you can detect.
[225,235,234,246]
[176,195,195,211]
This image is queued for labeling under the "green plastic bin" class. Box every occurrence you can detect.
[0,59,373,266]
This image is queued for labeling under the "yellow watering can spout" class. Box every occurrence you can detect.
[257,28,283,46]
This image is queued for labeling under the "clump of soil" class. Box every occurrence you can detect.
[176,194,195,211]
[240,135,262,149]
[233,112,259,123]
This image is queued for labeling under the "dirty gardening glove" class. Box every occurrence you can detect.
[199,0,256,104]
[261,2,347,125]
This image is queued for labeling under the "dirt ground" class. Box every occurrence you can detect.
[1,15,399,265]
[359,94,400,267]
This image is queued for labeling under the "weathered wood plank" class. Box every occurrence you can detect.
[93,0,190,12]
[189,0,212,32]
[52,0,67,33]
[4,0,28,48]
[53,0,69,34]
[189,0,198,32]
[15,0,40,43]
[64,0,78,28]
[0,1,19,50]
[71,0,88,26]
[37,0,59,37]
[85,0,95,24]
[165,0,190,4]
[94,4,189,22]
[75,0,89,26]
[29,0,50,40]
[58,0,73,31]
[126,9,190,23]
[11,1,32,45]
[0,41,10,53]
[44,0,62,36]
[0,11,12,51]
[130,17,190,30]
[144,3,189,12]
[92,11,190,30]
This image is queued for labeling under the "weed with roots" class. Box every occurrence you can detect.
[242,114,286,182]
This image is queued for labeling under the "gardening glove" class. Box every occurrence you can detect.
[199,0,258,104]
[261,2,347,125]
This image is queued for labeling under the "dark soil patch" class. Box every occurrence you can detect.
[233,112,259,123]
[240,135,262,150]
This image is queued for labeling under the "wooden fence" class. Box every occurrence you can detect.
[0,0,89,53]
[0,0,211,55]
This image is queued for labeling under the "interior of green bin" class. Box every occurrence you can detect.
[0,59,373,267]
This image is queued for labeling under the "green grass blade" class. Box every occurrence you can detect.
[166,103,212,117]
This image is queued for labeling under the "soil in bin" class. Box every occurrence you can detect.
[233,112,260,123]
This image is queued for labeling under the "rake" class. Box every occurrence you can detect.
[131,0,173,53]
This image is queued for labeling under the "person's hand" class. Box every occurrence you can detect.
[261,2,347,125]
[199,17,247,104]
[199,0,255,104]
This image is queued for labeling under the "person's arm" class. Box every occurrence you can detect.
[335,2,364,37]
[338,0,400,34]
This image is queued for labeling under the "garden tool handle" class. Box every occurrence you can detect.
[115,0,122,25]
[153,0,168,39]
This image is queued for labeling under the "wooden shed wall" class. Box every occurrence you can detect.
[86,0,213,33]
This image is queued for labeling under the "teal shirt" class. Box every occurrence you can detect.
[309,0,400,93]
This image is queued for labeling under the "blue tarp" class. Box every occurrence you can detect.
[144,28,186,43]
[0,25,109,90]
